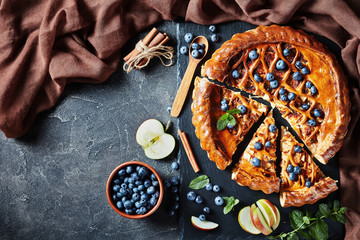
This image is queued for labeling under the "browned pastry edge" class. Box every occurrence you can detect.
[280,177,338,207]
[201,25,351,164]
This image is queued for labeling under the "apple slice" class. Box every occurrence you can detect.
[136,119,175,159]
[256,199,279,229]
[250,204,273,235]
[191,216,219,231]
[238,206,261,234]
[272,204,281,230]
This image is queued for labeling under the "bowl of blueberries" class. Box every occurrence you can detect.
[106,161,164,219]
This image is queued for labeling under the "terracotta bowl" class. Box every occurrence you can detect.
[106,161,164,219]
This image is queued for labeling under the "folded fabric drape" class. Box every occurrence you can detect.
[0,0,359,239]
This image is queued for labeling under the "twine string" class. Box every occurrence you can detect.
[123,40,174,73]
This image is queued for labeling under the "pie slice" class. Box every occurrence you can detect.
[232,110,280,194]
[201,25,350,164]
[280,127,338,207]
[191,77,268,170]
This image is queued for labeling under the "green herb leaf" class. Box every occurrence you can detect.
[267,236,278,240]
[308,219,328,240]
[297,229,311,240]
[335,213,346,224]
[222,196,239,214]
[227,114,236,126]
[333,200,340,211]
[226,109,241,115]
[303,216,310,225]
[287,232,299,240]
[217,113,230,130]
[340,207,347,214]
[188,175,209,190]
[317,203,331,218]
[290,210,304,229]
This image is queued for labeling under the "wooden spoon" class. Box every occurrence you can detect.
[171,36,209,117]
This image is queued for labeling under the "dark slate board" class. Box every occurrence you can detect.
[177,21,345,240]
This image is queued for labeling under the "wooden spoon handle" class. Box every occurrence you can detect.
[170,60,199,117]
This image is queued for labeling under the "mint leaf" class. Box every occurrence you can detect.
[335,213,346,224]
[227,114,236,126]
[340,207,347,214]
[303,216,310,225]
[217,113,230,130]
[309,219,328,240]
[317,203,331,218]
[222,196,239,214]
[333,200,340,211]
[188,175,209,189]
[287,232,299,240]
[290,210,304,229]
[297,229,311,239]
[226,109,241,115]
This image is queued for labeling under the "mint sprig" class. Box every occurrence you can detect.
[222,196,240,214]
[188,175,209,190]
[216,109,241,130]
[268,200,347,240]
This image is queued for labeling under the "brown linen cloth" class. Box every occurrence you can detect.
[0,0,359,238]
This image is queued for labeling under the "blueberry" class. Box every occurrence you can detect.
[294,145,302,153]
[213,185,220,192]
[283,48,290,57]
[164,180,171,189]
[180,46,188,55]
[249,50,258,60]
[301,67,310,75]
[131,172,139,180]
[126,165,134,174]
[124,200,133,209]
[124,177,129,183]
[289,172,298,181]
[232,69,240,79]
[215,196,224,206]
[149,197,157,207]
[147,186,155,195]
[203,207,210,213]
[220,99,227,105]
[184,33,193,43]
[305,81,313,88]
[173,202,180,210]
[276,60,286,70]
[113,185,120,192]
[187,191,196,201]
[128,183,135,189]
[128,177,136,184]
[121,196,127,203]
[135,209,141,215]
[254,142,263,150]
[174,195,180,202]
[270,80,279,88]
[198,49,204,56]
[139,206,147,215]
[269,124,277,133]
[125,208,134,215]
[126,188,133,195]
[138,166,148,177]
[121,183,127,189]
[293,72,302,81]
[118,169,126,176]
[314,109,322,118]
[141,193,149,201]
[279,87,286,95]
[295,61,303,69]
[210,34,219,42]
[251,157,261,167]
[138,185,145,191]
[254,73,262,82]
[144,179,151,188]
[171,161,179,170]
[118,188,126,197]
[171,176,179,186]
[199,214,206,221]
[191,49,200,59]
[191,42,199,50]
[305,180,312,188]
[205,183,213,191]
[169,209,176,216]
[199,43,205,49]
[140,199,147,206]
[265,141,271,148]
[310,86,318,95]
[280,94,288,102]
[293,166,301,175]
[209,25,216,32]
[150,173,157,181]
[238,104,247,114]
[132,193,140,201]
[266,73,274,81]
[308,119,316,126]
[112,194,118,201]
[286,164,294,173]
[171,186,179,193]
[302,103,309,110]
[152,191,160,198]
[135,201,142,208]
[152,181,159,187]
[227,123,235,129]
[221,104,229,111]
[195,195,203,204]
[288,92,296,100]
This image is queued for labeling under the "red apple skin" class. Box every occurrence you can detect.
[257,199,278,227]
[191,216,218,231]
[258,199,281,230]
[250,204,273,235]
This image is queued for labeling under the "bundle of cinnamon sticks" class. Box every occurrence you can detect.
[123,27,170,70]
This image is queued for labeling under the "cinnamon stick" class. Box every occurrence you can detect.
[123,27,158,62]
[137,33,169,67]
[178,129,200,173]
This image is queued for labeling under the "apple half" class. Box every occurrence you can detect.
[238,206,261,234]
[191,216,219,231]
[136,119,175,159]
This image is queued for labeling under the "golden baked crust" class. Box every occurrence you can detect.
[280,127,338,207]
[191,77,268,170]
[202,25,350,164]
[232,111,280,194]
